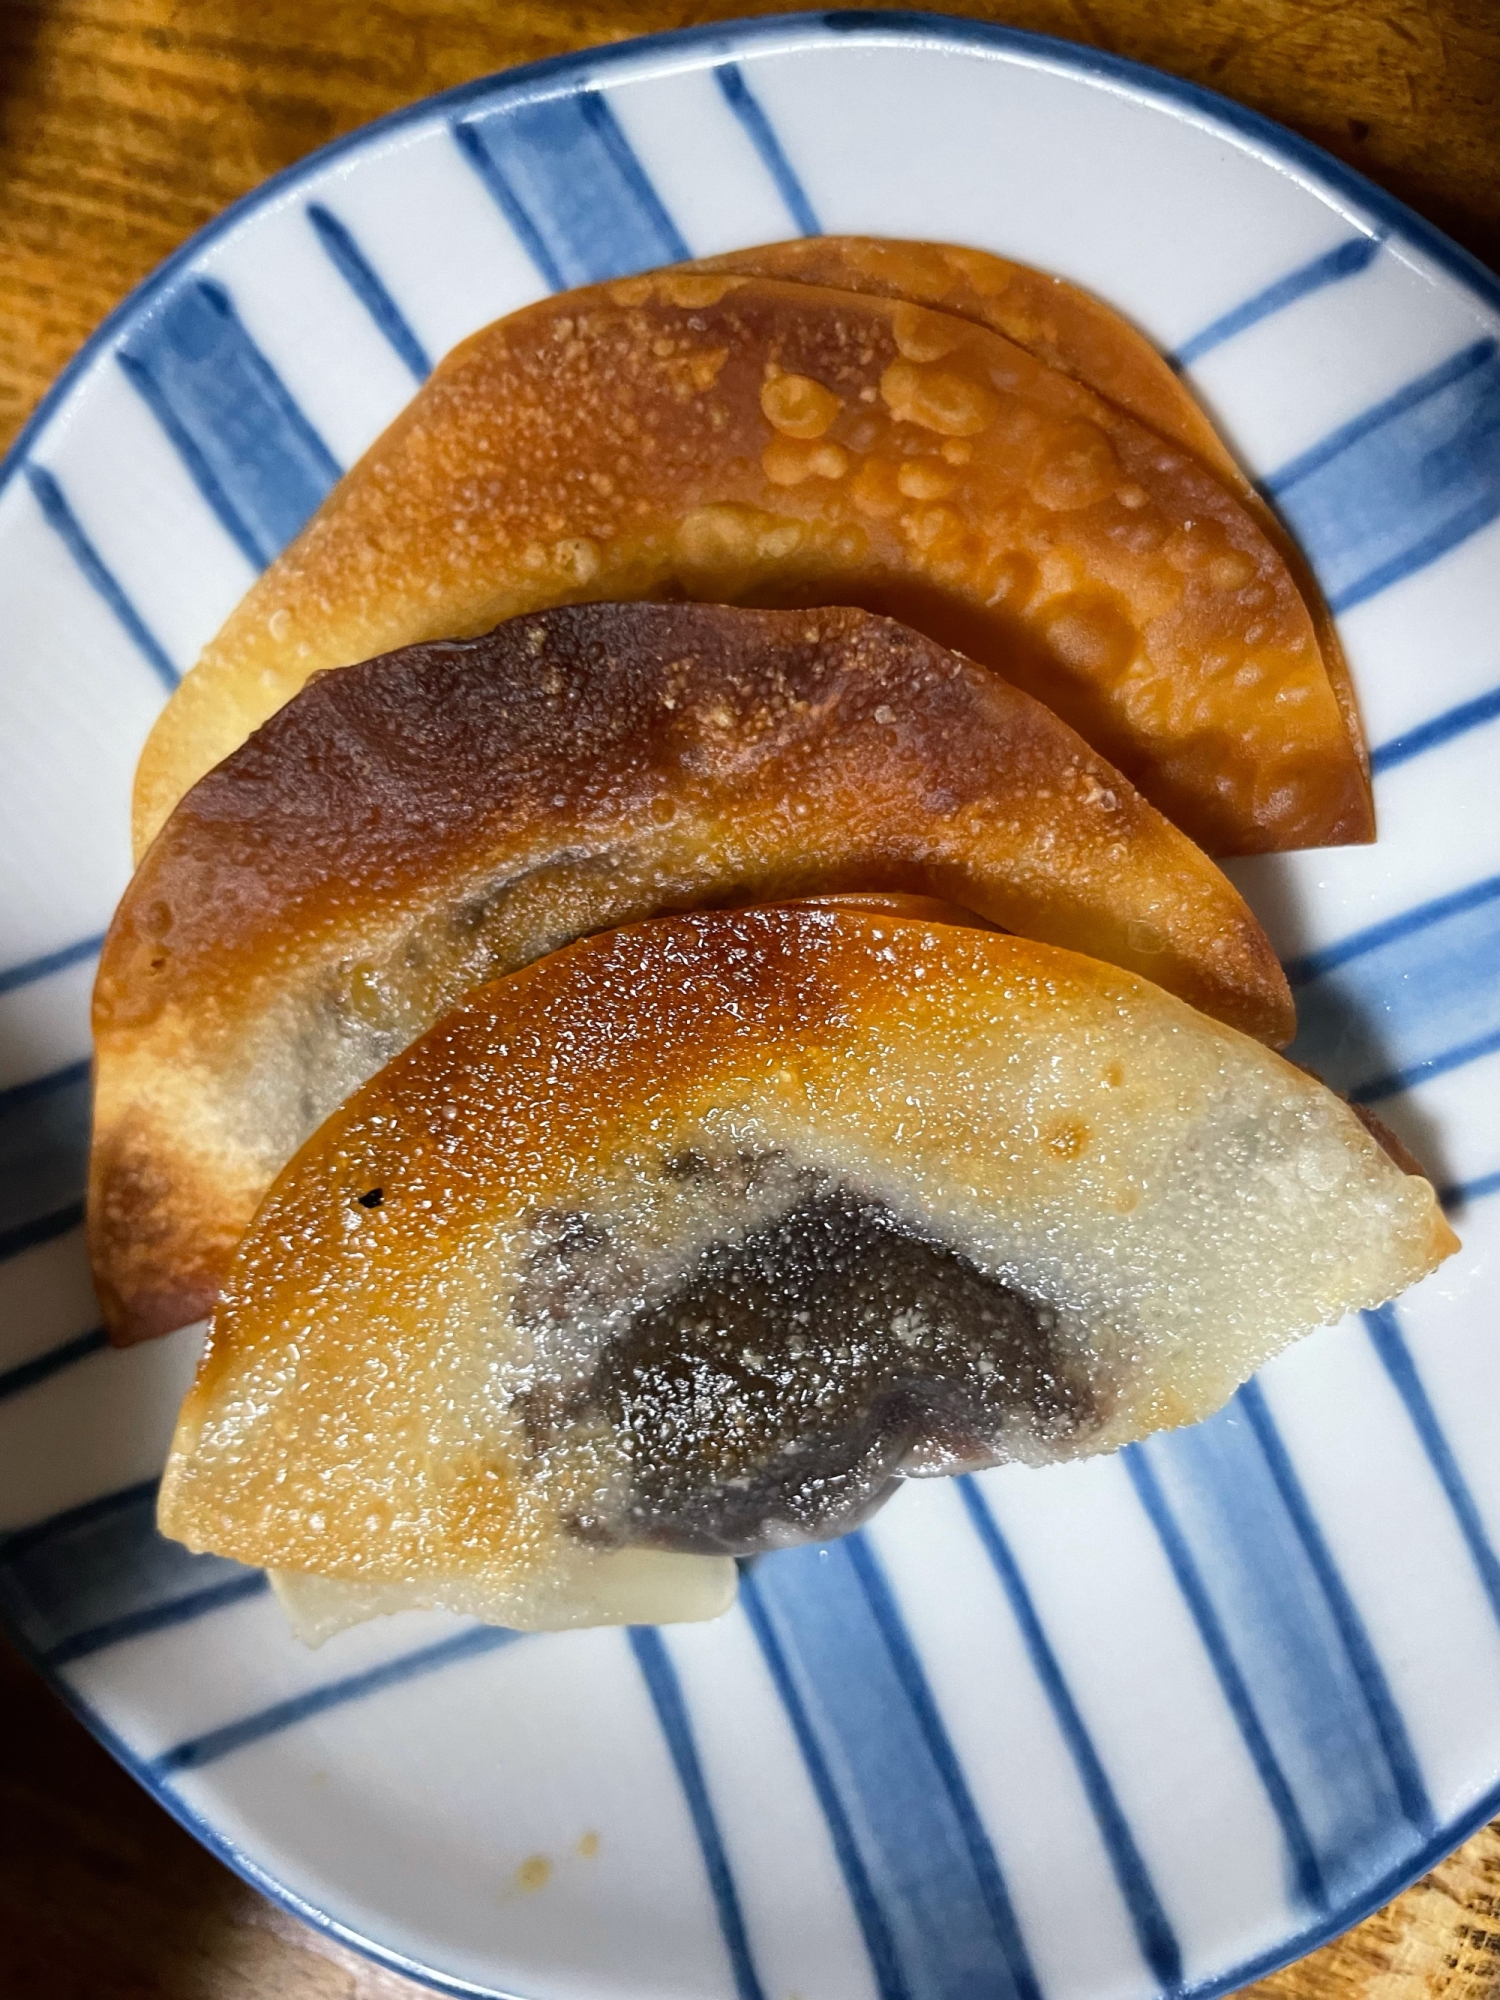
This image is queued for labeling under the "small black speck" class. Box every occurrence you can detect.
[1347,118,1371,142]
[357,1187,384,1208]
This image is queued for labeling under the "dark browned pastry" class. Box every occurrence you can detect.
[92,602,1290,1346]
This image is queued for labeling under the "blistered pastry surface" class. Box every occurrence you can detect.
[689,238,1365,775]
[92,602,1290,1345]
[131,274,1370,859]
[690,236,1245,490]
[158,910,1453,1612]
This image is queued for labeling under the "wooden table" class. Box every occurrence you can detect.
[1,1,1496,1995]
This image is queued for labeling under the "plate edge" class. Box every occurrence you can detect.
[2,4,1497,514]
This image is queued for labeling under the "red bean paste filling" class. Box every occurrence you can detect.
[523,1166,1095,1558]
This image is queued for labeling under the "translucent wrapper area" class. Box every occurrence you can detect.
[158,908,1455,1637]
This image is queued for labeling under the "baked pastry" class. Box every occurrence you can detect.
[689,236,1363,769]
[130,272,1371,859]
[91,602,1291,1346]
[157,906,1455,1638]
[690,236,1247,487]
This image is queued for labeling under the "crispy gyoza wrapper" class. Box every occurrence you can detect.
[690,236,1363,769]
[159,908,1453,1638]
[130,275,1371,859]
[93,603,1289,1345]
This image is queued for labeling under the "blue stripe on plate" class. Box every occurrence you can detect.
[1364,1308,1500,1627]
[1137,1387,1433,1909]
[117,279,341,570]
[0,932,103,997]
[0,1056,90,1113]
[1266,338,1500,613]
[1175,234,1384,366]
[47,1571,271,1668]
[713,63,821,235]
[1369,687,1500,777]
[0,1059,91,1268]
[737,1561,906,2000]
[629,1627,767,2000]
[957,1477,1185,1977]
[305,203,432,382]
[843,1534,1040,1998]
[742,1536,1041,2000]
[1122,1449,1328,1911]
[24,465,180,691]
[0,1200,83,1264]
[1286,876,1500,986]
[152,1623,525,1775]
[1352,1029,1500,1106]
[0,1479,165,1560]
[1440,1168,1500,1210]
[453,89,691,292]
[0,1325,108,1402]
[1235,1383,1434,1833]
[1286,874,1500,1102]
[0,1479,262,1666]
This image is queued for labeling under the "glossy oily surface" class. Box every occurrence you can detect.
[693,235,1366,777]
[129,273,1371,860]
[159,909,1452,1626]
[92,600,1289,1346]
[692,234,1251,486]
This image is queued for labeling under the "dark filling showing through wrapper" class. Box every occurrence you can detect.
[522,1168,1096,1557]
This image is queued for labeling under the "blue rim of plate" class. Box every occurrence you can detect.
[2,13,1497,1997]
[1,4,1496,517]
[11,1595,1500,2000]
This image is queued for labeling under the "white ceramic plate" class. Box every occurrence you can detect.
[2,13,1497,1998]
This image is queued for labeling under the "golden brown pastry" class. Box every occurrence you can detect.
[130,272,1372,860]
[690,237,1364,772]
[91,602,1291,1347]
[691,236,1245,488]
[157,906,1455,1638]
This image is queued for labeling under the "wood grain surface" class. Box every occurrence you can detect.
[1,1,1497,1996]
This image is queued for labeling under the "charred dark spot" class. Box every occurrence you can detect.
[569,1187,1094,1556]
[357,1186,384,1208]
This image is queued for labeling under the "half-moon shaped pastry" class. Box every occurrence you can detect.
[130,272,1372,859]
[689,236,1364,772]
[91,601,1291,1348]
[157,906,1456,1637]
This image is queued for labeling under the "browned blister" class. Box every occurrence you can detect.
[131,274,1372,860]
[689,236,1246,486]
[92,602,1290,1347]
[692,238,1376,784]
[689,236,1366,774]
